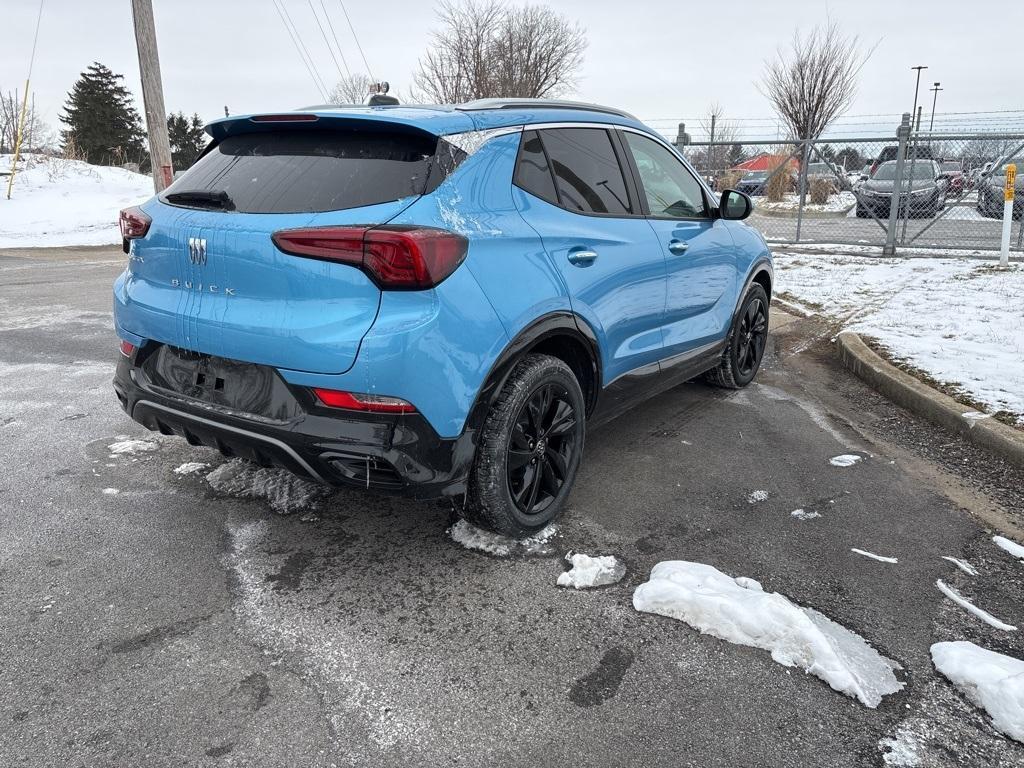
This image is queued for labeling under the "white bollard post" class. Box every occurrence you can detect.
[1000,163,1016,268]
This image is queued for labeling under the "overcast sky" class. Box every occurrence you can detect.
[4,0,1021,140]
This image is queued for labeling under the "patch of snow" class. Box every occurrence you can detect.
[101,488,120,495]
[961,410,993,426]
[173,461,210,475]
[993,535,1024,561]
[941,556,978,576]
[556,552,626,589]
[0,153,152,248]
[879,728,922,766]
[747,489,769,504]
[107,438,158,456]
[936,580,1017,631]
[830,454,863,467]
[791,508,821,520]
[205,459,328,515]
[758,191,856,214]
[931,641,1024,743]
[632,561,904,707]
[851,548,899,564]
[447,518,557,557]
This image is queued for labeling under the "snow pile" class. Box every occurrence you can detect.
[556,552,626,589]
[791,508,821,521]
[107,438,158,456]
[173,461,210,475]
[851,548,899,564]
[936,580,1017,631]
[747,489,769,504]
[757,191,856,215]
[993,535,1024,561]
[829,454,863,467]
[0,153,152,248]
[775,252,1024,423]
[633,561,904,707]
[941,556,978,576]
[447,518,557,557]
[205,459,329,515]
[931,641,1024,743]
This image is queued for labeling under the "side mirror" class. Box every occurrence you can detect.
[719,189,752,221]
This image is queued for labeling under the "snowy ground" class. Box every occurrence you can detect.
[757,190,857,215]
[774,252,1024,424]
[0,154,152,248]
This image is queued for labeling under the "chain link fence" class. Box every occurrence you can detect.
[678,115,1024,254]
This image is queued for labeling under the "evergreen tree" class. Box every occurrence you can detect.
[167,112,207,170]
[60,62,145,166]
[727,143,746,167]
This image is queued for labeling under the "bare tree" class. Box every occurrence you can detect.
[414,0,586,103]
[1,89,51,154]
[759,22,872,140]
[329,73,374,105]
[697,102,740,172]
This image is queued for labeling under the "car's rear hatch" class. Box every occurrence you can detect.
[119,115,465,375]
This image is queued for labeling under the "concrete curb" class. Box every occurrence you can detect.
[836,331,1024,469]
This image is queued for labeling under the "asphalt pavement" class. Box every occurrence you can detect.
[1,247,1023,767]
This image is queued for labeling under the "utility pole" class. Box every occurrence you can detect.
[928,82,943,133]
[131,0,173,192]
[910,65,927,133]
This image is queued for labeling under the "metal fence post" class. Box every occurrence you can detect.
[795,141,810,242]
[883,114,912,256]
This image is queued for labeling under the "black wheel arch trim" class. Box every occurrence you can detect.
[464,311,602,437]
[735,260,774,318]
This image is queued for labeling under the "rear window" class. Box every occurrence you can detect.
[162,129,447,214]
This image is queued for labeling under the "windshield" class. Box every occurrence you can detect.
[807,163,830,174]
[743,172,768,180]
[941,162,961,172]
[872,161,935,181]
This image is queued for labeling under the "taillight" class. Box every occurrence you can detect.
[119,207,151,239]
[272,226,468,290]
[313,388,416,414]
[119,340,136,357]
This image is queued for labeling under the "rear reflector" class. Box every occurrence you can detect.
[119,340,136,357]
[119,207,151,239]
[313,388,416,414]
[272,226,468,290]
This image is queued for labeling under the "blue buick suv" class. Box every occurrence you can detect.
[113,99,772,537]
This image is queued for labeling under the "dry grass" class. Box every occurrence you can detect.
[766,166,793,202]
[808,177,834,205]
[717,170,743,190]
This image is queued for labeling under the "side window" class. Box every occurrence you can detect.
[513,130,559,205]
[540,128,632,215]
[624,132,708,219]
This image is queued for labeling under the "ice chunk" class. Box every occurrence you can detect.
[107,438,157,456]
[879,728,922,766]
[747,490,769,504]
[173,461,210,475]
[447,519,557,557]
[931,641,1024,743]
[791,509,821,520]
[829,454,863,467]
[556,552,625,589]
[993,535,1024,561]
[941,556,978,576]
[851,548,898,564]
[633,561,904,707]
[936,580,1017,631]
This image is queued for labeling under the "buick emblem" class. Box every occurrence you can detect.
[188,237,207,266]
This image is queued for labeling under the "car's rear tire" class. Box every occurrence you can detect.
[704,283,769,390]
[463,354,586,538]
[855,205,868,218]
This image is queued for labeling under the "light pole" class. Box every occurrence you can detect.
[928,82,943,133]
[910,65,927,133]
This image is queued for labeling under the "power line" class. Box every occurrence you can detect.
[272,0,329,100]
[25,0,45,82]
[279,0,331,96]
[337,0,373,81]
[307,0,348,81]
[318,0,352,79]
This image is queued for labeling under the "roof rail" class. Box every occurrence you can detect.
[455,98,638,121]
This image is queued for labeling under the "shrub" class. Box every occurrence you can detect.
[809,177,833,205]
[717,170,743,190]
[765,167,793,202]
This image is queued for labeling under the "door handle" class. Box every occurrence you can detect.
[567,248,598,266]
[667,239,689,255]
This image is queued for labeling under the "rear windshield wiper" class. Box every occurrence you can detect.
[164,189,236,211]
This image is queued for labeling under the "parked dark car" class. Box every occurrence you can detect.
[977,157,1023,220]
[937,161,965,195]
[870,145,934,176]
[737,170,771,196]
[856,159,947,218]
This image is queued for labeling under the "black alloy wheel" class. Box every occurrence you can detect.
[735,296,768,379]
[506,383,579,517]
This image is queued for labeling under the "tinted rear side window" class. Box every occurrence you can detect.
[540,128,632,215]
[162,129,440,214]
[513,130,559,205]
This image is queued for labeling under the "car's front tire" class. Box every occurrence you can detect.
[464,354,585,538]
[704,283,769,389]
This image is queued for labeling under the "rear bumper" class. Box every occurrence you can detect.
[112,352,474,499]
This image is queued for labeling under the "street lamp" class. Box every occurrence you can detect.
[929,82,943,134]
[910,65,927,132]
